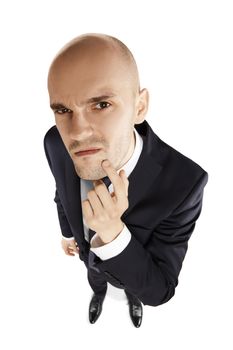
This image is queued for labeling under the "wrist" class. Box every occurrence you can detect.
[100,220,125,244]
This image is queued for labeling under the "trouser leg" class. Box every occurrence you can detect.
[83,251,107,298]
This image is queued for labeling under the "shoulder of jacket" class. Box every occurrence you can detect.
[43,125,59,144]
[159,137,207,176]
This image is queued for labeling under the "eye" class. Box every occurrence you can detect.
[94,101,111,110]
[54,108,72,115]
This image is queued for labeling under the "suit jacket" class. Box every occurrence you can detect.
[43,120,208,306]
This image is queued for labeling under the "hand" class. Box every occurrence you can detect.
[81,159,129,244]
[61,238,79,256]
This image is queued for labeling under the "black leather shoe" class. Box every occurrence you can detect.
[89,294,105,324]
[125,291,143,328]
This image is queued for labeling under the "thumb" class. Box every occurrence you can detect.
[71,241,79,252]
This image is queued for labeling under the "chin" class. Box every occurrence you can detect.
[74,167,105,181]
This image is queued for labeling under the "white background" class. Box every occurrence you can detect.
[0,0,232,349]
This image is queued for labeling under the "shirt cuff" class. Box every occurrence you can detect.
[62,235,75,240]
[90,224,131,260]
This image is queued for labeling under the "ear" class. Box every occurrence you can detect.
[134,88,149,125]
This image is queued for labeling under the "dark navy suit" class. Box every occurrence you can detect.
[43,120,208,306]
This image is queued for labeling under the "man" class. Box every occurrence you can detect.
[43,33,208,328]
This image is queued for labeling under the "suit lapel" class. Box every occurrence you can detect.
[121,138,162,220]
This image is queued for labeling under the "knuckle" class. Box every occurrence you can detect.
[87,191,95,199]
[95,180,104,187]
[95,183,104,192]
[89,190,95,196]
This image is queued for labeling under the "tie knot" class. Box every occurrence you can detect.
[101,176,111,188]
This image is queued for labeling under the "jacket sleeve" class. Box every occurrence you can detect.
[95,171,208,307]
[53,189,74,239]
[43,131,74,239]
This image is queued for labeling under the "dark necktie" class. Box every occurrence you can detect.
[88,176,111,242]
[88,176,111,272]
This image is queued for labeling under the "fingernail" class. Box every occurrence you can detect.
[103,160,110,167]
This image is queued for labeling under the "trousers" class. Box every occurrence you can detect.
[83,250,107,297]
[83,249,126,297]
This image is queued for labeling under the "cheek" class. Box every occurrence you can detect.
[103,108,132,140]
[55,123,69,147]
[105,107,129,128]
[55,118,67,134]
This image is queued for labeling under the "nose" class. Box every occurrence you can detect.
[69,110,94,141]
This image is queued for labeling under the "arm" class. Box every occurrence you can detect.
[53,189,74,239]
[95,171,208,306]
[43,131,74,239]
[90,225,132,259]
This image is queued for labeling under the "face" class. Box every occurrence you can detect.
[48,50,147,180]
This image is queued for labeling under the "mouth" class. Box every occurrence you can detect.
[74,149,102,157]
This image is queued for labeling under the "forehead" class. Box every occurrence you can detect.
[48,72,132,107]
[48,51,131,92]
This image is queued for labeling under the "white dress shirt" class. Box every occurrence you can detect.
[63,127,143,260]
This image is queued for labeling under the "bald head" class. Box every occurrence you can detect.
[47,33,140,99]
[47,33,149,180]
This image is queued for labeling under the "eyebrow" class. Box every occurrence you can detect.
[50,94,117,110]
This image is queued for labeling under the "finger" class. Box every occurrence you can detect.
[71,241,79,248]
[93,179,115,210]
[119,170,129,196]
[65,249,74,256]
[69,247,77,252]
[69,244,79,252]
[67,248,75,256]
[82,198,94,218]
[72,244,79,253]
[86,187,107,215]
